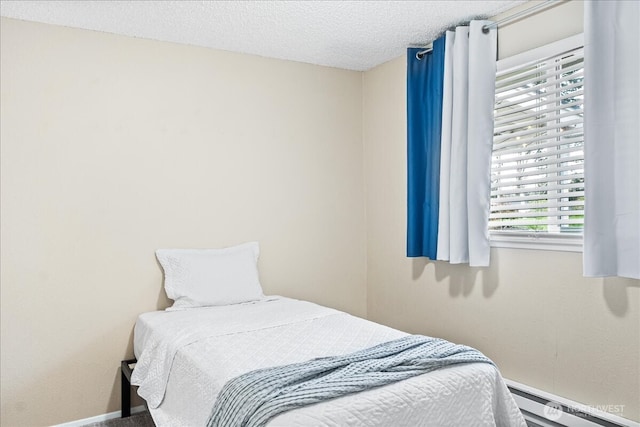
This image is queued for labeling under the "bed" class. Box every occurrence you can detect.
[128,242,526,426]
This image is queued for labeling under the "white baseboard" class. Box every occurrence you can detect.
[51,405,146,427]
[504,378,639,427]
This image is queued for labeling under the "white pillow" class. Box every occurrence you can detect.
[156,242,264,310]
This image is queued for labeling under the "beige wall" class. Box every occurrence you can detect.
[363,0,640,423]
[0,18,366,426]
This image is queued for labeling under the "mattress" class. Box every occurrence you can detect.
[131,296,526,426]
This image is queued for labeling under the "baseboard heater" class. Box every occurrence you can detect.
[505,379,639,427]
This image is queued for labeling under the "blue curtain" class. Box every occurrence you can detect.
[406,37,445,258]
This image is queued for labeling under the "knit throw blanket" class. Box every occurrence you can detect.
[206,335,494,427]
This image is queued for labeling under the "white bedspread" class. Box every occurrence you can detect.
[132,297,525,426]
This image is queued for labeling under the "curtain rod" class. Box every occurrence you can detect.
[483,0,560,32]
[416,0,561,59]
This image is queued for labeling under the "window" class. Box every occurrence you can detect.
[490,34,584,251]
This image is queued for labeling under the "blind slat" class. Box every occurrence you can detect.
[492,191,584,204]
[491,199,584,212]
[491,173,584,189]
[496,52,583,87]
[496,60,584,90]
[489,215,584,226]
[491,182,584,197]
[492,144,583,165]
[491,210,584,220]
[495,79,584,105]
[495,90,583,118]
[495,96,582,125]
[495,83,583,112]
[489,219,584,233]
[492,129,583,155]
[493,167,583,183]
[492,154,584,175]
[494,119,582,144]
[497,46,583,77]
[495,107,583,134]
[496,69,583,97]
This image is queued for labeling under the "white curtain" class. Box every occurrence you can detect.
[437,21,497,266]
[583,1,640,279]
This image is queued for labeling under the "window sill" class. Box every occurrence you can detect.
[490,232,583,252]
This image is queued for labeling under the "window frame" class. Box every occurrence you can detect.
[489,33,585,253]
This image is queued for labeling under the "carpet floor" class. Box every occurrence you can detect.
[85,412,155,427]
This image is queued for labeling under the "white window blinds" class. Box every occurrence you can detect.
[490,43,584,235]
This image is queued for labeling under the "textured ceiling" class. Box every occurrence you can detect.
[0,0,525,71]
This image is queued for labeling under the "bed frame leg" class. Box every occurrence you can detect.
[121,359,136,418]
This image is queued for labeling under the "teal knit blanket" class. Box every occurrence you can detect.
[206,335,494,427]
